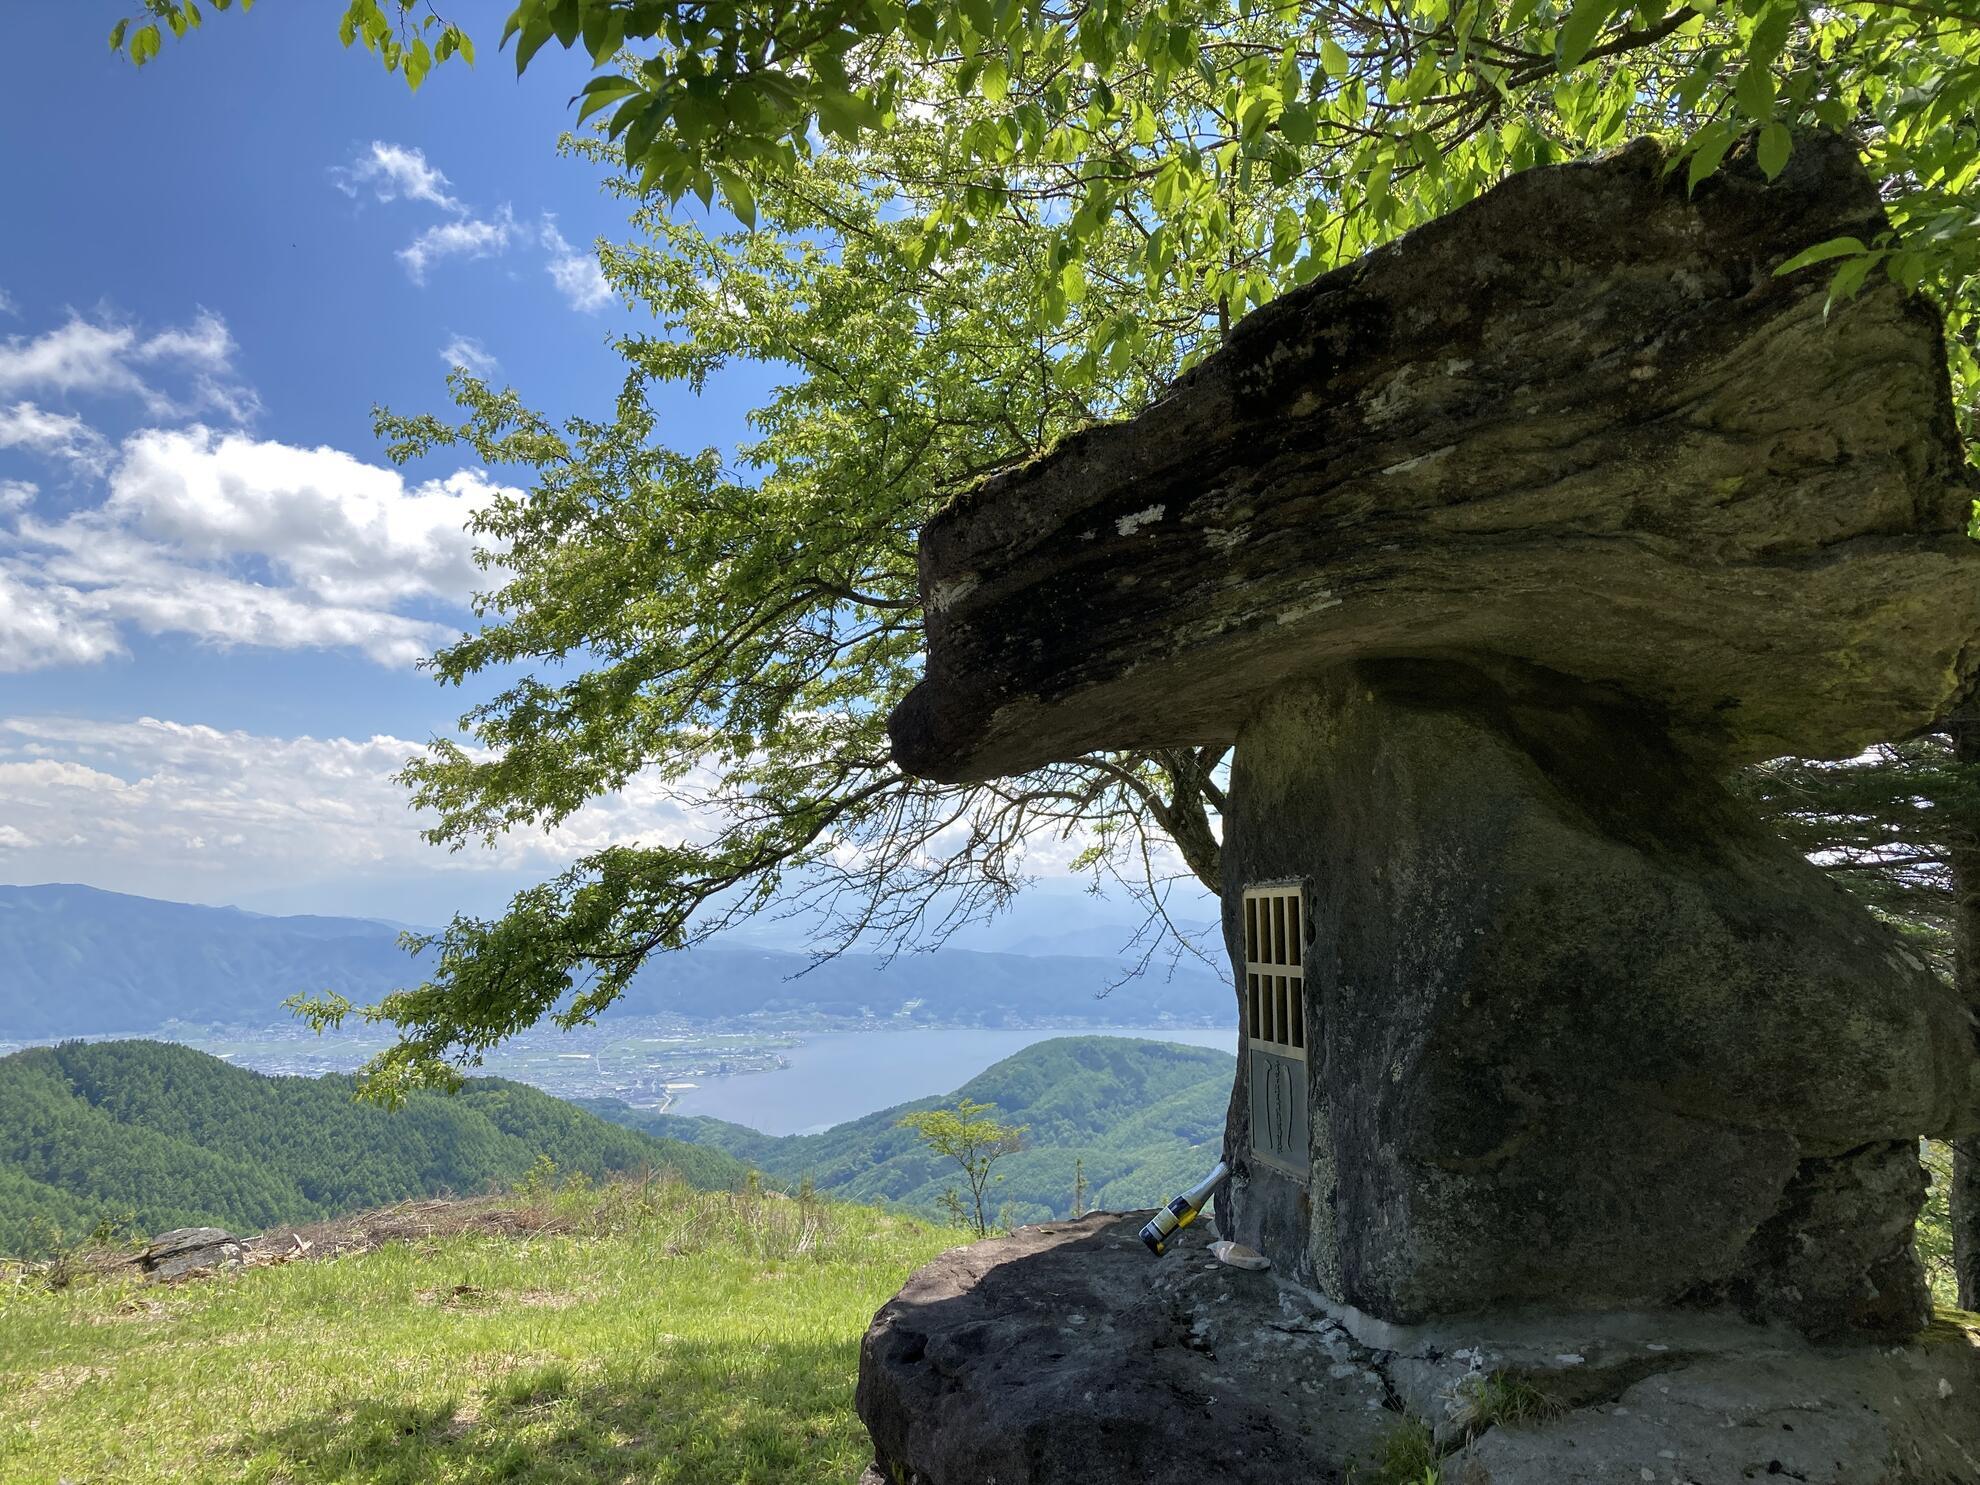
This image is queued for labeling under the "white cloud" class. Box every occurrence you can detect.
[330,147,616,315]
[3,426,515,672]
[0,401,107,470]
[0,316,150,400]
[133,310,235,372]
[0,564,123,670]
[103,427,499,607]
[15,542,456,669]
[0,716,712,897]
[0,287,15,317]
[0,302,503,674]
[399,210,514,284]
[332,141,464,214]
[330,141,515,288]
[540,219,614,312]
[0,311,255,421]
[439,335,499,376]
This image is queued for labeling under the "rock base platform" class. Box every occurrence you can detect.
[856,1214,1980,1485]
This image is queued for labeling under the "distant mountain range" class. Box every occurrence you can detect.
[0,1039,749,1254]
[0,883,1233,1039]
[587,1035,1234,1226]
[0,884,416,1039]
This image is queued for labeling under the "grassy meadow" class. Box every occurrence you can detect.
[0,1175,963,1484]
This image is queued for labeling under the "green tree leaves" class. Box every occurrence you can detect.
[103,0,1980,1088]
[1774,235,1869,275]
[1556,0,1620,70]
[897,1099,1026,1238]
[105,2,1980,429]
[1756,122,1792,181]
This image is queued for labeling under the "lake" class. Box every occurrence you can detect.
[665,1025,1239,1135]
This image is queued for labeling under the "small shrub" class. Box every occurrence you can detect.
[896,1099,1026,1238]
[1454,1372,1564,1433]
[1348,1416,1439,1485]
[12,1213,142,1294]
[515,1154,559,1201]
[934,1188,970,1230]
[88,1210,142,1251]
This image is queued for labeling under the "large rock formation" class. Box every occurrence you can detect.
[891,131,1976,784]
[884,129,1980,1348]
[858,1216,1980,1485]
[1220,661,1971,1333]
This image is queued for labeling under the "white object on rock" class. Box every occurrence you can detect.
[1208,1240,1271,1272]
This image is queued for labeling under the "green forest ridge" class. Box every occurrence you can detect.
[5,1033,1959,1306]
[1,1036,1231,1254]
[0,1040,749,1254]
[586,1034,1235,1225]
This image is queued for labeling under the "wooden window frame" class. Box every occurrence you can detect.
[1242,883,1305,1061]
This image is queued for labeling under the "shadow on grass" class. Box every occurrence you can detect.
[229,1338,872,1485]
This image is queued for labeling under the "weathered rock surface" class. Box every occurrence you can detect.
[1379,1304,1980,1484]
[884,127,1980,1357]
[889,131,1978,783]
[140,1226,245,1280]
[1217,662,1980,1335]
[1451,1347,1980,1485]
[857,1218,1980,1485]
[858,1212,1397,1485]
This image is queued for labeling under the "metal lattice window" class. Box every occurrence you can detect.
[1243,884,1305,1058]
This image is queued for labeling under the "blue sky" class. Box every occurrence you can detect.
[0,4,783,922]
[0,6,1214,949]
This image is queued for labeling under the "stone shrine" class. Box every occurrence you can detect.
[868,130,1980,1482]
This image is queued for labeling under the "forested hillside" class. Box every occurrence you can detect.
[589,1036,1234,1225]
[0,884,1226,1039]
[0,1040,748,1254]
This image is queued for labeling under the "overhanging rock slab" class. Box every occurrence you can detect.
[889,132,1979,782]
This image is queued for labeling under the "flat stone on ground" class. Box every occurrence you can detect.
[140,1225,244,1281]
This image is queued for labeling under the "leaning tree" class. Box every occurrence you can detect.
[113,1,1980,1118]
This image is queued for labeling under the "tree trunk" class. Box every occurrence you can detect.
[1950,699,1980,1312]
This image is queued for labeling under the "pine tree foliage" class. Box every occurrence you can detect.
[1739,734,1980,975]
